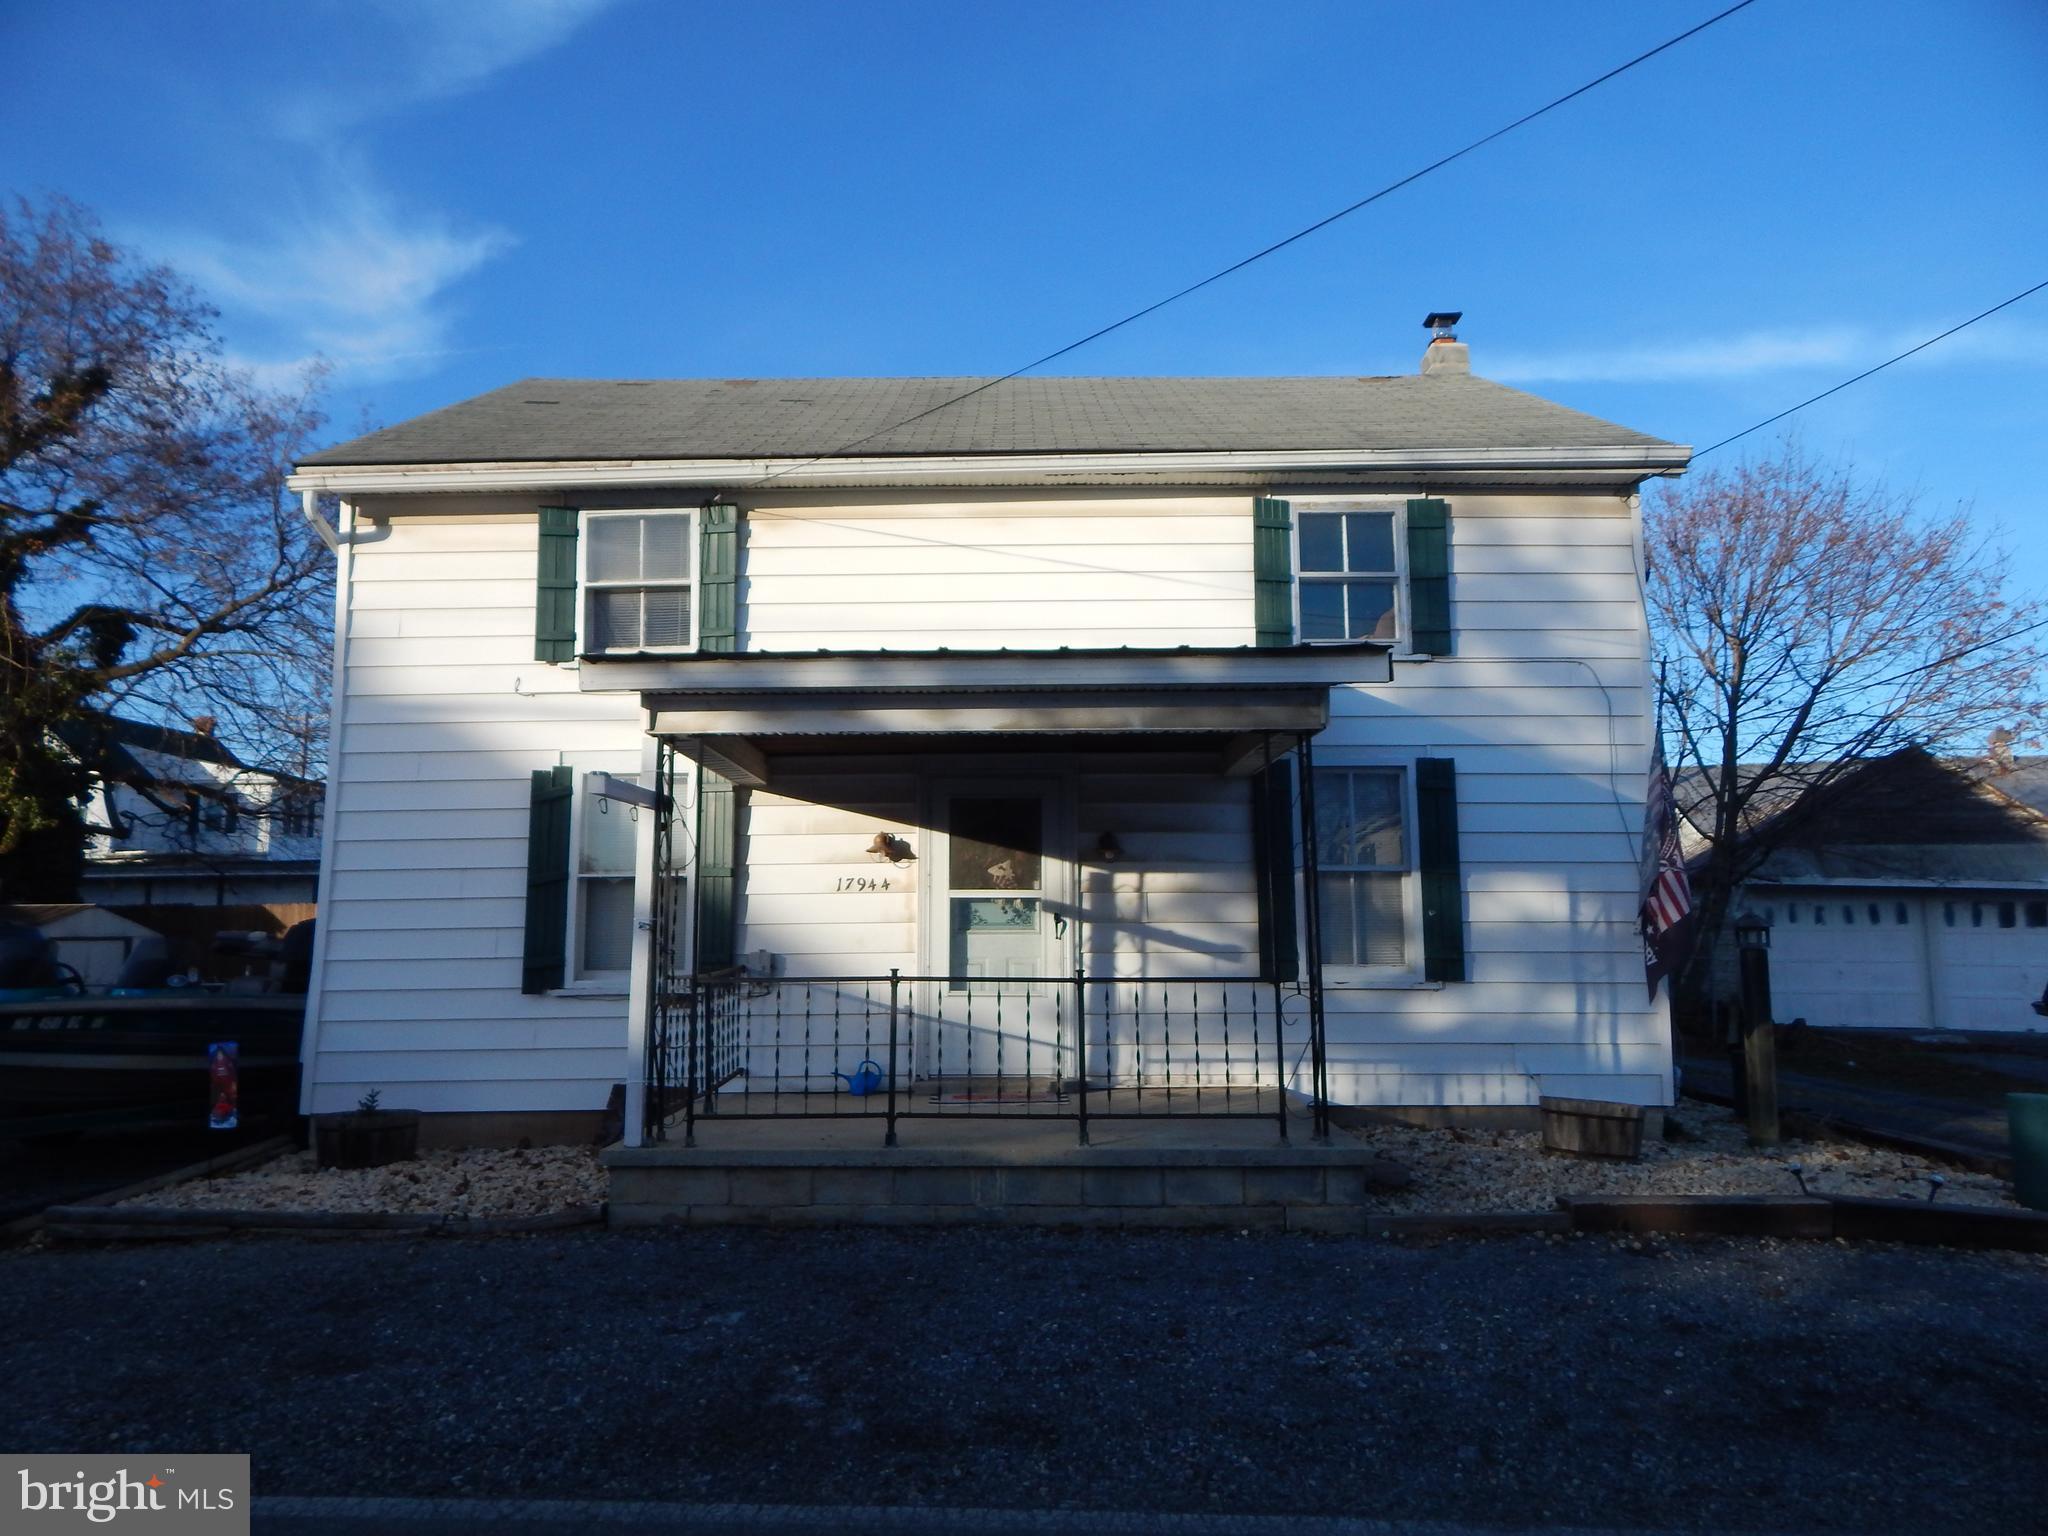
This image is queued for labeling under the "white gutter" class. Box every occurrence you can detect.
[287,443,1692,496]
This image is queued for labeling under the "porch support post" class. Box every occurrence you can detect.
[621,726,662,1149]
[1295,731,1331,1141]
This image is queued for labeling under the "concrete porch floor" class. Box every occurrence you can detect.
[604,1093,1410,1230]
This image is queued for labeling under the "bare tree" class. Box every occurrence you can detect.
[1647,443,2048,1011]
[0,195,333,898]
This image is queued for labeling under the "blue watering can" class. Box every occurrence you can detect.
[835,1059,888,1096]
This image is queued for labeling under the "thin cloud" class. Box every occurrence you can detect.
[279,0,620,137]
[1492,321,2048,384]
[152,158,513,382]
[154,0,617,384]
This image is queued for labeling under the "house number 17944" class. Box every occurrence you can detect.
[836,877,892,893]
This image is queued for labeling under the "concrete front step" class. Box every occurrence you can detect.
[605,1137,1411,1230]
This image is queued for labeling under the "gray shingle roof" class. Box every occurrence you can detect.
[298,374,1682,467]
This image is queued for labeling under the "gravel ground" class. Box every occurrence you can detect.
[3,1229,2042,1534]
[117,1145,606,1217]
[1344,1099,2020,1212]
[106,1099,2019,1221]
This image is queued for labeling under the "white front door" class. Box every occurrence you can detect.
[921,780,1073,1086]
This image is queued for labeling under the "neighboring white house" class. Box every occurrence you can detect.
[72,715,324,910]
[1709,749,2048,1034]
[286,321,1690,1142]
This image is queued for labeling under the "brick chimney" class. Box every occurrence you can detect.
[1421,311,1469,375]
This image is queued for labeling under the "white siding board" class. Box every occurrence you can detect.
[309,486,1671,1118]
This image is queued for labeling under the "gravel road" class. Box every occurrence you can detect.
[2,1230,2042,1535]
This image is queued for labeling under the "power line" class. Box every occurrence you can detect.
[1695,276,2048,458]
[752,0,1763,486]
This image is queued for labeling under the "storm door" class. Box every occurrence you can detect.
[921,781,1073,1090]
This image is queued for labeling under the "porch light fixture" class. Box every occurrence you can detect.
[867,831,913,864]
[1733,909,1772,950]
[1093,831,1123,864]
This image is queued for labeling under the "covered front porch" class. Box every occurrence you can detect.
[593,645,1389,1167]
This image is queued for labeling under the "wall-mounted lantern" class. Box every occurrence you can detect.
[1093,831,1123,864]
[867,831,914,864]
[1734,909,1773,951]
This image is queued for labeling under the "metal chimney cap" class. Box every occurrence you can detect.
[1423,311,1462,335]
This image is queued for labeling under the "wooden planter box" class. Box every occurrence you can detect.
[314,1110,422,1170]
[1540,1096,1645,1160]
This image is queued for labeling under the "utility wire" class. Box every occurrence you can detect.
[1695,276,2048,457]
[751,0,1763,486]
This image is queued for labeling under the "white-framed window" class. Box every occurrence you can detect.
[580,510,695,654]
[1313,763,1418,974]
[573,773,639,980]
[1296,502,1403,644]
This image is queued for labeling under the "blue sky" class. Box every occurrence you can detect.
[5,0,2045,568]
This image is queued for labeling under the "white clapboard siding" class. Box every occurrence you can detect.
[741,496,1251,651]
[1306,491,1665,1103]
[306,484,1670,1117]
[306,511,644,1116]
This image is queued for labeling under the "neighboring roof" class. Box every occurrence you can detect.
[298,374,1681,467]
[1989,758,2048,818]
[55,714,245,775]
[1699,749,2048,887]
[0,903,160,936]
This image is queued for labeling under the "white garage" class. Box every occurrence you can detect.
[1746,884,2048,1034]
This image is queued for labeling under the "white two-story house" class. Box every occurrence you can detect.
[288,321,1689,1148]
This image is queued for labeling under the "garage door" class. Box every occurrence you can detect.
[1754,893,1930,1031]
[1930,894,2048,1033]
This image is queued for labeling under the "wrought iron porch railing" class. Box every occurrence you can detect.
[643,970,1328,1146]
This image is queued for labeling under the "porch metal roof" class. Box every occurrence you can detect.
[585,641,1390,697]
[610,645,1384,786]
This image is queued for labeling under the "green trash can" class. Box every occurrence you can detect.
[2011,1093,2048,1211]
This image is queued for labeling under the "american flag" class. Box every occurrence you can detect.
[1640,735,1695,1000]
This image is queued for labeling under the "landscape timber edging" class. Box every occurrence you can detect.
[1679,1082,2013,1179]
[40,1202,606,1243]
[1560,1193,2048,1251]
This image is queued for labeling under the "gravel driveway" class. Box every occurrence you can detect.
[3,1230,2042,1535]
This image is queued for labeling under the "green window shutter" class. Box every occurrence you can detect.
[1251,760,1300,983]
[1405,498,1451,656]
[521,766,573,993]
[1253,496,1294,648]
[698,502,741,653]
[534,506,580,662]
[1416,757,1466,983]
[694,765,739,970]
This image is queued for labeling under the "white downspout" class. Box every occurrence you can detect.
[300,488,343,554]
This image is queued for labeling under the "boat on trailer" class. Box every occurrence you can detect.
[0,922,306,1135]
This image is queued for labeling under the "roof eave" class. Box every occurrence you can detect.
[287,443,1691,496]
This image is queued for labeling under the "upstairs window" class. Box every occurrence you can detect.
[583,512,693,653]
[1298,507,1400,643]
[279,796,320,838]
